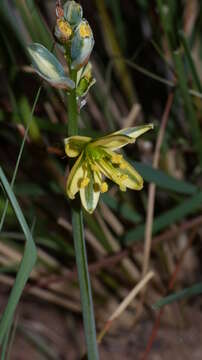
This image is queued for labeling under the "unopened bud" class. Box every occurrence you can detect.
[71,20,94,70]
[27,43,75,90]
[63,0,83,26]
[55,19,73,44]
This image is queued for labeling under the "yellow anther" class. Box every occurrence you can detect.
[79,23,91,38]
[111,153,123,164]
[57,19,72,39]
[120,174,128,181]
[120,161,127,169]
[91,163,99,172]
[80,177,90,188]
[100,182,108,193]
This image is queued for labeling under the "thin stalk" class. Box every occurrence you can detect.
[67,70,99,360]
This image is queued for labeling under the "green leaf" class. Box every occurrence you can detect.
[153,282,202,309]
[133,161,197,195]
[27,43,75,90]
[124,192,202,244]
[101,193,142,223]
[0,167,37,345]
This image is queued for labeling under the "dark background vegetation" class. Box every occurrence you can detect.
[0,0,202,359]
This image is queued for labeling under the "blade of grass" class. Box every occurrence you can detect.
[157,0,202,166]
[1,323,11,360]
[153,282,202,309]
[179,31,202,92]
[95,0,136,105]
[124,191,202,244]
[133,161,197,195]
[15,0,53,48]
[0,87,41,232]
[0,167,37,345]
[101,193,142,223]
[173,49,202,166]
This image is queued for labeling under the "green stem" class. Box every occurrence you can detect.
[67,70,99,360]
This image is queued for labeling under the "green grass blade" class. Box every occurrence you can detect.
[173,50,202,166]
[0,87,41,232]
[1,324,11,360]
[124,191,202,244]
[101,193,142,223]
[179,31,202,92]
[133,161,197,195]
[0,167,37,345]
[153,282,202,309]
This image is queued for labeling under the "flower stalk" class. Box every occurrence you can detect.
[67,57,99,360]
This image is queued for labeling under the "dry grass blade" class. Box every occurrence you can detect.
[97,271,154,343]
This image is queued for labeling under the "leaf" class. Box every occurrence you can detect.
[124,192,202,244]
[153,282,202,309]
[133,161,197,195]
[101,193,142,223]
[27,43,75,90]
[0,167,37,345]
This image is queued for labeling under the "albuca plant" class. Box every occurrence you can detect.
[27,1,153,358]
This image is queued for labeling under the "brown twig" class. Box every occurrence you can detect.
[142,91,174,279]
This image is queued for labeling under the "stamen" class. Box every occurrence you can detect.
[57,19,72,39]
[120,161,127,169]
[90,163,99,172]
[100,182,108,193]
[80,177,90,188]
[79,23,91,38]
[111,153,123,165]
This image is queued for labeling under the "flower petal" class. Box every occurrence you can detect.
[96,150,143,191]
[63,1,83,26]
[66,152,85,199]
[80,169,101,213]
[92,124,154,151]
[114,124,154,139]
[27,43,75,90]
[91,135,134,150]
[64,136,91,157]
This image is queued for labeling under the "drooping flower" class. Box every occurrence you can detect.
[65,124,153,213]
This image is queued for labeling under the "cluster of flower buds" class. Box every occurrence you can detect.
[27,1,95,103]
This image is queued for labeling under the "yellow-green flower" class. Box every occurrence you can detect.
[65,124,153,213]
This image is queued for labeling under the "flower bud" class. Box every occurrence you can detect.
[71,20,94,70]
[27,43,75,90]
[55,18,73,44]
[63,1,83,26]
[76,63,96,97]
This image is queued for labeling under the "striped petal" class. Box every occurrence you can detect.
[27,43,75,90]
[64,136,91,157]
[80,169,101,213]
[66,152,85,199]
[114,124,154,139]
[96,150,143,191]
[92,124,153,151]
[91,135,134,150]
